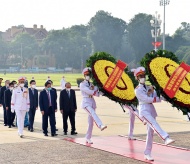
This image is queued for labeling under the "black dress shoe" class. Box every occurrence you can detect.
[8,125,11,128]
[4,124,7,126]
[64,132,67,135]
[51,133,58,137]
[30,129,34,132]
[71,131,78,135]
[11,124,16,127]
[44,133,48,136]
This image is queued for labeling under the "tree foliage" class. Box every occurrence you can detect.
[88,10,127,59]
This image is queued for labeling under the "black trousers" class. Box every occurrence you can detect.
[42,107,56,134]
[29,107,36,130]
[3,104,7,124]
[63,110,76,133]
[6,108,15,126]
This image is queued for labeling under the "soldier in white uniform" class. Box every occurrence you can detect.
[124,105,140,140]
[60,76,66,90]
[80,68,107,144]
[134,67,175,161]
[11,77,30,138]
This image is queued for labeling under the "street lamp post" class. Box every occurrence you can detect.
[160,0,170,50]
[81,45,86,72]
[150,11,162,51]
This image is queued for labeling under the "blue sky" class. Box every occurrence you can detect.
[0,0,190,35]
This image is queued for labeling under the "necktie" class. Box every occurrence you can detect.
[47,91,51,107]
[67,90,70,98]
[143,84,146,90]
[88,81,90,87]
[21,88,23,92]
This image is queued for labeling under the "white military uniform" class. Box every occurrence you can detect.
[11,87,30,135]
[124,105,139,138]
[80,80,103,140]
[135,83,169,155]
[60,78,66,90]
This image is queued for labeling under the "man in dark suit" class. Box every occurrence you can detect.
[0,78,3,88]
[28,80,38,132]
[39,81,57,137]
[48,80,58,131]
[4,82,14,128]
[0,80,10,126]
[60,82,77,135]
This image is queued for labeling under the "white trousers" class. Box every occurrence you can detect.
[128,109,135,137]
[143,114,169,155]
[84,106,103,139]
[125,105,139,137]
[16,110,26,135]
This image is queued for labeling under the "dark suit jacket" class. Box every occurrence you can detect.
[60,89,77,112]
[39,89,57,112]
[29,88,38,109]
[4,89,12,108]
[0,86,7,105]
[52,87,57,100]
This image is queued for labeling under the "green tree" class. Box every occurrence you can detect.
[11,33,39,67]
[88,10,127,58]
[127,13,153,63]
[0,35,9,68]
[42,25,91,69]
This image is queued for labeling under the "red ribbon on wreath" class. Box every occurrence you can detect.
[103,60,127,93]
[164,62,190,98]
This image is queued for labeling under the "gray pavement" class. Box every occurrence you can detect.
[0,88,189,163]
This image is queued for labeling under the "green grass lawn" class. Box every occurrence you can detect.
[0,73,83,86]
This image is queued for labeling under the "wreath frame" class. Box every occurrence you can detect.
[140,49,190,114]
[86,52,138,106]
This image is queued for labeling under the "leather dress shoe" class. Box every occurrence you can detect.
[30,129,34,132]
[4,124,7,126]
[71,131,78,135]
[164,137,175,145]
[128,136,136,140]
[11,124,16,127]
[144,154,154,161]
[86,139,93,144]
[44,133,48,136]
[51,133,58,137]
[100,125,107,131]
[8,125,11,128]
[64,132,67,135]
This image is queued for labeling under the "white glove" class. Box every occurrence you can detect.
[99,91,104,96]
[11,109,14,113]
[160,96,166,101]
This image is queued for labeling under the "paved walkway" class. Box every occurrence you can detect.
[0,90,189,163]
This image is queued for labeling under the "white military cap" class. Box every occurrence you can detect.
[131,67,145,77]
[82,67,91,75]
[18,76,26,81]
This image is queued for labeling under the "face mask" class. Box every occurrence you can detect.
[48,78,50,80]
[20,83,24,87]
[47,87,51,91]
[139,78,146,84]
[9,87,13,91]
[31,85,36,89]
[14,84,17,87]
[6,84,9,87]
[85,76,90,81]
